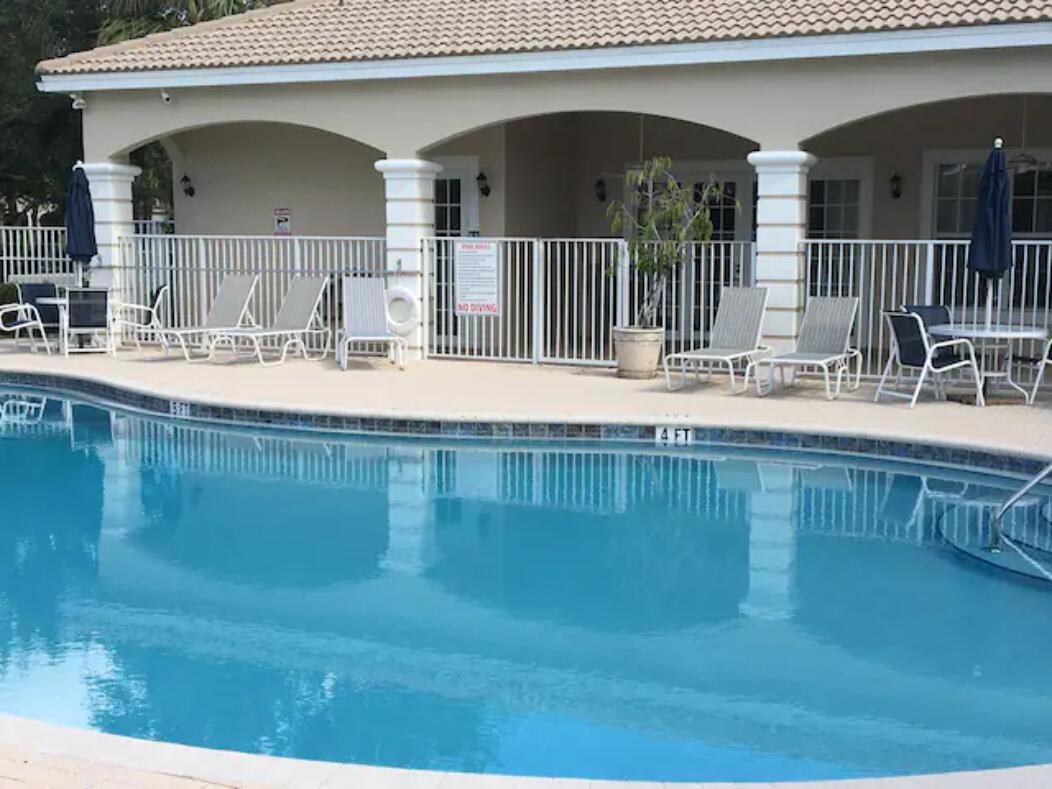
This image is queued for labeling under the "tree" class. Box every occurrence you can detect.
[0,0,101,224]
[99,1,279,44]
[607,157,727,329]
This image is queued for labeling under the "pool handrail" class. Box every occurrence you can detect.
[990,462,1052,552]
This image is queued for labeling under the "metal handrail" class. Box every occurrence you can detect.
[990,463,1052,552]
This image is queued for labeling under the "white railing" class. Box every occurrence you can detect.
[116,234,386,354]
[804,239,1052,378]
[132,219,175,236]
[0,225,72,282]
[424,237,754,366]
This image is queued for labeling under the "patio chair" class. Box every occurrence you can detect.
[875,311,984,408]
[63,288,115,356]
[112,284,169,352]
[1028,338,1051,405]
[157,274,258,362]
[208,276,330,367]
[756,296,862,400]
[337,277,407,370]
[0,285,52,354]
[662,286,771,394]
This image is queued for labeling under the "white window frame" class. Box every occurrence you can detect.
[431,155,481,236]
[920,147,1052,239]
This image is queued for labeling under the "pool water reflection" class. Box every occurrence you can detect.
[0,389,1050,782]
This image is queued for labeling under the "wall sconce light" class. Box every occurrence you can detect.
[476,172,491,197]
[889,172,902,200]
[180,174,196,198]
[594,178,607,203]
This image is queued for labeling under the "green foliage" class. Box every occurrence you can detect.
[0,0,100,224]
[608,157,729,328]
[99,0,280,44]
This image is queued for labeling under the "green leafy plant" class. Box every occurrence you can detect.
[99,1,284,44]
[608,156,725,329]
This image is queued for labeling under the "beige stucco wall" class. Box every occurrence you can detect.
[81,47,1052,163]
[168,123,385,236]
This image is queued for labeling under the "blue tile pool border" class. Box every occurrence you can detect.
[1,369,1048,478]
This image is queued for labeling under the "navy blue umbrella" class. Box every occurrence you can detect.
[65,165,97,282]
[968,138,1012,326]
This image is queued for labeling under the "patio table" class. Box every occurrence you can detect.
[928,322,1048,405]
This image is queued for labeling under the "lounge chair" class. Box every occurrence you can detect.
[757,296,862,400]
[875,311,984,408]
[0,284,52,354]
[208,276,330,366]
[112,284,168,352]
[662,286,771,394]
[157,274,258,362]
[337,277,407,370]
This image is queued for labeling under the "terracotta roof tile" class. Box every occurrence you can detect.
[37,0,1052,75]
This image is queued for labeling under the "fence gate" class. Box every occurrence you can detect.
[424,237,755,366]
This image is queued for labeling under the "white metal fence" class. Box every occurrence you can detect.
[805,239,1052,379]
[116,234,387,353]
[0,226,72,282]
[424,237,754,366]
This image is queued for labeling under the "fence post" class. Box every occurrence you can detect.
[616,239,630,328]
[531,239,543,364]
[197,236,208,328]
[923,241,935,305]
[421,238,431,360]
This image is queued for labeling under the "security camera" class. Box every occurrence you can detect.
[70,93,86,110]
[161,90,172,104]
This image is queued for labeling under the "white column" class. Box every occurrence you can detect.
[80,161,140,295]
[381,447,434,576]
[747,150,816,353]
[375,158,443,361]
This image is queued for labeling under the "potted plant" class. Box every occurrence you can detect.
[608,156,721,379]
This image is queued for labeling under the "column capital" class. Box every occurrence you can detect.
[374,159,444,179]
[78,161,141,182]
[746,150,817,172]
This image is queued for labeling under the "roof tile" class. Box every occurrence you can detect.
[37,0,1052,75]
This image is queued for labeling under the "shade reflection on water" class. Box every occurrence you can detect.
[0,389,1050,782]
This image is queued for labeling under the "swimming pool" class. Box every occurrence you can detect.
[1,387,1050,783]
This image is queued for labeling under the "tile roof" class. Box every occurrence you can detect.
[38,0,1052,75]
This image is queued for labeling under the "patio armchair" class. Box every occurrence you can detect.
[112,284,169,352]
[0,285,52,354]
[337,277,407,370]
[875,311,984,408]
[64,288,115,356]
[756,296,862,400]
[208,276,330,366]
[157,274,259,362]
[662,286,771,394]
[1029,337,1051,405]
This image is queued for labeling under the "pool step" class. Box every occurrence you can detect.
[937,504,1052,584]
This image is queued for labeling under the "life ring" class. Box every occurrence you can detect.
[386,286,420,336]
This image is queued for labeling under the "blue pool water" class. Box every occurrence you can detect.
[1,388,1051,782]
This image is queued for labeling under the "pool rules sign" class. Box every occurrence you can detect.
[454,240,500,317]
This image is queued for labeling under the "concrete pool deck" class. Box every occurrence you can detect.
[1,344,1051,788]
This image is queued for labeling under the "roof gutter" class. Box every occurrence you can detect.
[36,21,1052,93]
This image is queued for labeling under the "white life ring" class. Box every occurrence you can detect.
[386,286,420,336]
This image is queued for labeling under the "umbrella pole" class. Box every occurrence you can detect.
[985,279,994,329]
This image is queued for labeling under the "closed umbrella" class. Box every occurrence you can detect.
[65,163,97,285]
[968,138,1013,328]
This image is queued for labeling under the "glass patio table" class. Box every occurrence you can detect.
[928,322,1049,404]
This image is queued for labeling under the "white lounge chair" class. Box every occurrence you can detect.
[157,274,258,362]
[337,277,407,370]
[208,276,330,366]
[757,296,862,400]
[112,284,168,352]
[875,311,984,408]
[0,285,52,354]
[663,286,771,394]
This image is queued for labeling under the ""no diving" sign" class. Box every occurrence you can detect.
[454,240,500,317]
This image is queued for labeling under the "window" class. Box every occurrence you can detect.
[808,179,861,240]
[934,162,1052,237]
[434,178,463,237]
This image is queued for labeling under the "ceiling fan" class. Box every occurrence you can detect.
[1007,96,1046,174]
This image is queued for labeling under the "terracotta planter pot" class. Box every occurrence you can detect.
[612,326,665,379]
